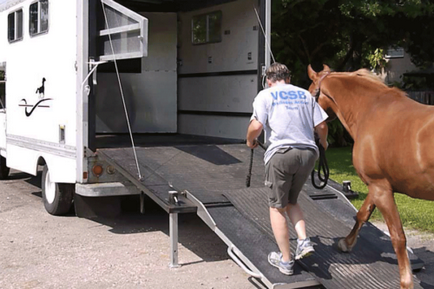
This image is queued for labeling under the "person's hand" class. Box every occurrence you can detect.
[246,139,258,149]
[320,139,328,150]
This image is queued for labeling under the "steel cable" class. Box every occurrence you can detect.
[101,1,143,180]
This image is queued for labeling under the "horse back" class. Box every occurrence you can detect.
[353,98,434,199]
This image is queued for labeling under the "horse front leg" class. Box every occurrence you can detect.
[374,189,413,289]
[338,190,375,252]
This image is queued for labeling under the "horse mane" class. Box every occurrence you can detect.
[332,69,407,97]
[351,69,388,88]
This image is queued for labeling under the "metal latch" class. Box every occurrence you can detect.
[262,65,267,77]
[168,190,179,205]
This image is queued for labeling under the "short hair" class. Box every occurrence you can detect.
[266,62,290,82]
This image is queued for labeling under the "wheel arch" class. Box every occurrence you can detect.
[36,155,76,184]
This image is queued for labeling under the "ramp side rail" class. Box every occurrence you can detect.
[183,190,266,282]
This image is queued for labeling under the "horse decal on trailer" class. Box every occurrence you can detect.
[35,77,46,98]
[19,78,52,116]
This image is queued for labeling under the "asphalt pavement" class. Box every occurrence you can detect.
[0,169,258,289]
[1,169,433,289]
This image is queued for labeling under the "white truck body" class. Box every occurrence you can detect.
[0,0,271,213]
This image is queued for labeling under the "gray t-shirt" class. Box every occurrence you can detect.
[251,83,328,164]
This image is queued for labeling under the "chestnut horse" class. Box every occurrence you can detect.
[308,65,434,289]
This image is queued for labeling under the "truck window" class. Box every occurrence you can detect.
[192,11,222,45]
[7,9,23,43]
[29,0,49,36]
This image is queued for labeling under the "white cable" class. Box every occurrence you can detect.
[261,74,267,89]
[81,61,107,88]
[101,2,143,180]
[253,5,276,64]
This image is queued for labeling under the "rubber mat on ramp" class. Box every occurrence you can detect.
[224,186,423,289]
[98,143,423,288]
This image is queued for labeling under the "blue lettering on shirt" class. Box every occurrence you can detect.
[288,91,297,99]
[279,91,288,99]
[270,90,309,107]
[298,91,307,99]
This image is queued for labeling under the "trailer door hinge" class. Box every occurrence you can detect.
[84,146,95,158]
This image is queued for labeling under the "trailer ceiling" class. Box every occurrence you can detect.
[116,0,238,12]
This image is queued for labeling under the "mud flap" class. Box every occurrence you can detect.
[74,193,122,218]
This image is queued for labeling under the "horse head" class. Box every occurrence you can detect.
[308,64,337,122]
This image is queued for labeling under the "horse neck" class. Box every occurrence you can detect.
[324,77,380,141]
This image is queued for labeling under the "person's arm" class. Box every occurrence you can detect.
[246,119,263,148]
[314,121,328,150]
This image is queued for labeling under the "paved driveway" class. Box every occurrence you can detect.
[1,169,433,289]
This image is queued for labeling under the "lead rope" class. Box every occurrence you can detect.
[311,140,329,189]
[245,141,267,187]
[246,148,254,187]
[101,1,143,180]
[311,81,329,189]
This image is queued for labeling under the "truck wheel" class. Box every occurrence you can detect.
[0,156,9,180]
[41,165,74,215]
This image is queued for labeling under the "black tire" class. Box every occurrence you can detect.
[0,155,10,180]
[41,165,74,215]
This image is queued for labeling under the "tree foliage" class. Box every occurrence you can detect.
[270,1,434,147]
[271,0,434,86]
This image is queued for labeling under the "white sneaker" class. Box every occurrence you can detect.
[268,251,294,275]
[295,238,315,260]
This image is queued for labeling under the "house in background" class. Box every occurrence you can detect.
[383,47,417,84]
[382,47,434,105]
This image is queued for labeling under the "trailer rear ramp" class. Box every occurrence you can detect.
[97,140,423,289]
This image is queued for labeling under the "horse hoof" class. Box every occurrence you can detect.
[400,275,414,289]
[338,238,350,252]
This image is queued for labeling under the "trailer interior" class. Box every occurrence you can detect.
[90,0,265,151]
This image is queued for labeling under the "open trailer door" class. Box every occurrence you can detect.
[91,1,177,136]
[78,0,149,162]
[98,0,148,61]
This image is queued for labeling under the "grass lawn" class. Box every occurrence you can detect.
[326,146,434,233]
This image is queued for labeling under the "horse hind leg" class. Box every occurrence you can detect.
[338,191,375,252]
[374,189,413,289]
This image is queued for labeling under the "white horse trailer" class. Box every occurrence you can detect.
[0,0,271,216]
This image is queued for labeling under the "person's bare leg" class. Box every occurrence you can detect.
[270,206,291,262]
[287,203,306,240]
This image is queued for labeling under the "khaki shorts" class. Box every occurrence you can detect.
[265,147,317,208]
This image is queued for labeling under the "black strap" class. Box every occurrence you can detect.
[246,148,254,187]
[245,141,266,188]
[311,138,329,189]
